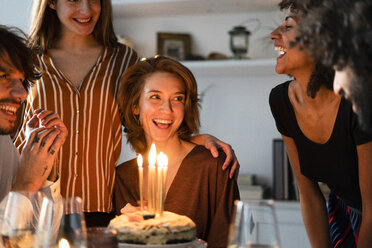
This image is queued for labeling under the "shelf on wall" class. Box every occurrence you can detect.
[181,58,278,77]
[112,0,279,18]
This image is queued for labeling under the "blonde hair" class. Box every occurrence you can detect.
[28,0,118,52]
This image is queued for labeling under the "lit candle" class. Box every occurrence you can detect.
[137,154,144,212]
[163,155,168,215]
[148,144,156,215]
[156,153,163,216]
[59,238,70,248]
[156,152,168,216]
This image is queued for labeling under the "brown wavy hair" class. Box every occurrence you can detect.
[28,0,118,53]
[118,56,200,154]
[0,25,40,91]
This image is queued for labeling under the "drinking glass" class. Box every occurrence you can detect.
[227,200,281,248]
[57,197,87,248]
[34,196,60,248]
[0,191,45,248]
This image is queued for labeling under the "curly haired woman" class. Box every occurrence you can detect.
[294,0,372,247]
[269,1,372,247]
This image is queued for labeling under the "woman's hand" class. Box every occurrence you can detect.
[191,134,239,179]
[120,203,143,222]
[120,203,139,214]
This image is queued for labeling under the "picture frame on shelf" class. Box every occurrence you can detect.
[157,32,191,61]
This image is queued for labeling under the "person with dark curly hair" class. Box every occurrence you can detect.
[293,1,372,247]
[269,1,372,247]
[296,0,372,134]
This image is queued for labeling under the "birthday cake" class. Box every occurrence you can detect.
[109,211,196,245]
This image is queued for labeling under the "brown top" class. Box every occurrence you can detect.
[114,146,240,248]
[15,44,138,213]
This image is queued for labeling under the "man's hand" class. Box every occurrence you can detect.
[13,110,68,191]
[25,109,68,144]
[191,134,240,179]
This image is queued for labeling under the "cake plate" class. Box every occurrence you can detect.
[119,239,207,248]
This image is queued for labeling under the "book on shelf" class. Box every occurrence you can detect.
[237,173,255,186]
[238,185,265,200]
[272,139,299,200]
[237,174,265,200]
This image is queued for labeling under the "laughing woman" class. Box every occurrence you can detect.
[114,56,239,248]
[269,0,372,247]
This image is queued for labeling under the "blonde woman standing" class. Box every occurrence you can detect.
[15,0,138,227]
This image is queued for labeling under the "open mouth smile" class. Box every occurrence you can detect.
[0,104,17,115]
[74,17,92,24]
[153,119,173,129]
[0,104,18,121]
[274,46,287,58]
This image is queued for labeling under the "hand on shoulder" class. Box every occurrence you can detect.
[191,134,239,179]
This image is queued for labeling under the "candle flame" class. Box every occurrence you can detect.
[137,154,143,167]
[59,238,70,248]
[149,143,156,167]
[157,152,168,168]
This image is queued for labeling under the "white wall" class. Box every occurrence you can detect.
[190,61,286,188]
[0,0,33,33]
[114,10,282,59]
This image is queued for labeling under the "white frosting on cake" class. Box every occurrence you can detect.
[109,211,196,245]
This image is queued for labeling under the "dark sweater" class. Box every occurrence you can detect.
[114,145,240,248]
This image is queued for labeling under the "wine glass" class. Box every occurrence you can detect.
[0,191,46,248]
[34,196,61,248]
[227,200,281,248]
[57,197,87,248]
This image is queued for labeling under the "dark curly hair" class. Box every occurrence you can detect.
[0,25,40,91]
[307,62,334,98]
[296,0,372,75]
[118,56,200,154]
[296,0,372,131]
[278,0,334,98]
[279,0,323,13]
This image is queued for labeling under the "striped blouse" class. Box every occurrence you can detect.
[15,44,138,213]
